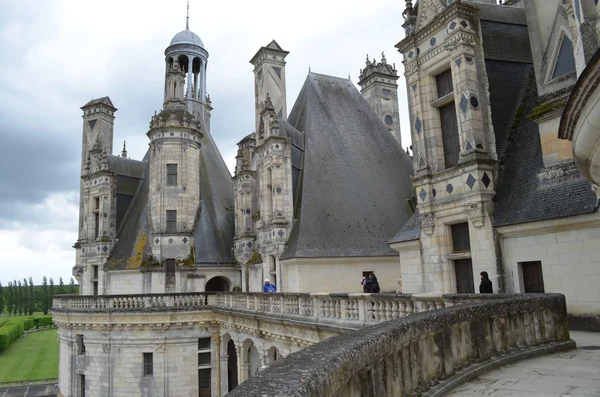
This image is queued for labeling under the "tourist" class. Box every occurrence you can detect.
[368,273,380,293]
[479,271,493,293]
[263,279,277,293]
[361,276,369,293]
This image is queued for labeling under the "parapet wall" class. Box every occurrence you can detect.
[227,293,574,397]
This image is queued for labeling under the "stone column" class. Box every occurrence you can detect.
[212,333,222,397]
[187,57,193,98]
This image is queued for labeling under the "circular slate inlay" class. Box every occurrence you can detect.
[276,187,282,194]
[470,96,479,108]
[432,188,437,198]
[385,115,393,125]
[446,184,454,194]
[168,238,174,244]
[170,132,174,136]
[245,209,251,214]
[416,48,421,56]
[430,37,436,46]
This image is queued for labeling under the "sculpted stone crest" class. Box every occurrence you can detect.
[464,202,485,228]
[418,0,447,29]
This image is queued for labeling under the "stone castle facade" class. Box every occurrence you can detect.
[61,1,600,395]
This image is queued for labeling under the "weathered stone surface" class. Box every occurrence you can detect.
[226,294,572,397]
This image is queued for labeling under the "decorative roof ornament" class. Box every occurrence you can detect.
[381,51,387,65]
[402,0,417,35]
[264,93,274,110]
[186,0,190,30]
[365,54,371,66]
[121,141,128,158]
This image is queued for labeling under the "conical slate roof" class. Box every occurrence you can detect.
[281,72,414,259]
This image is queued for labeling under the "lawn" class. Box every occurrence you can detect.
[0,329,58,382]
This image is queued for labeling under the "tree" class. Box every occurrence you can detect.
[69,277,76,294]
[42,277,49,315]
[16,280,23,315]
[28,276,35,315]
[6,282,13,315]
[0,282,3,315]
[22,278,29,316]
[49,278,55,308]
[58,277,65,295]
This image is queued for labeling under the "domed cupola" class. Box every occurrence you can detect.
[163,2,209,114]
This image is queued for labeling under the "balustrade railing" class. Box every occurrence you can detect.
[227,294,574,397]
[52,292,452,327]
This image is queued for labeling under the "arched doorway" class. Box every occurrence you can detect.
[205,276,230,292]
[247,344,260,378]
[227,339,238,392]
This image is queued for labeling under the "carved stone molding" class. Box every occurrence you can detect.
[421,212,435,236]
[464,203,485,228]
[592,184,600,199]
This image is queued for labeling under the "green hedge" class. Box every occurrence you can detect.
[0,315,53,352]
[0,322,24,351]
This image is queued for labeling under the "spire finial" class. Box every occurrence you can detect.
[121,141,128,158]
[186,0,190,30]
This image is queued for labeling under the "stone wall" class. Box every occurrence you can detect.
[281,256,401,293]
[226,294,574,397]
[499,217,600,315]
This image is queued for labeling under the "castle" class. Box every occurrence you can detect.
[60,0,600,395]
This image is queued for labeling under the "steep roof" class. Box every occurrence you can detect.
[479,20,598,226]
[388,211,421,244]
[194,131,235,264]
[281,73,414,259]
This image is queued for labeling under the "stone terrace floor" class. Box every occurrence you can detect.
[447,331,600,396]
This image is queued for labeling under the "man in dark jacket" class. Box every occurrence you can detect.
[479,271,493,293]
[368,274,380,293]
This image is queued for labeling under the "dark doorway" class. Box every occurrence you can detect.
[227,340,238,392]
[205,277,230,292]
[165,259,176,291]
[455,259,474,293]
[522,261,545,293]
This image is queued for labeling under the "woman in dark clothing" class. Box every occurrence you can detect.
[479,271,493,293]
[368,274,380,293]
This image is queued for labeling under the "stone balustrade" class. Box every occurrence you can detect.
[52,292,450,328]
[51,292,210,312]
[226,294,574,397]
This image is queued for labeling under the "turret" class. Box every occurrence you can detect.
[358,53,402,146]
[250,40,289,132]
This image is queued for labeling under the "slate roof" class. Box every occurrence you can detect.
[281,73,415,259]
[81,96,116,110]
[479,20,598,226]
[491,60,597,225]
[106,155,146,179]
[194,132,235,264]
[388,211,421,244]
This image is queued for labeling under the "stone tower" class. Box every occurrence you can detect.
[147,60,204,280]
[396,0,500,293]
[76,97,117,295]
[358,53,402,146]
[250,40,289,132]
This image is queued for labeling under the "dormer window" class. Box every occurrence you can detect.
[551,34,576,79]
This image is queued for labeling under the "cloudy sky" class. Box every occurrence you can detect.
[0,0,412,286]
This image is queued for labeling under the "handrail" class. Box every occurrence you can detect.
[226,294,573,397]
